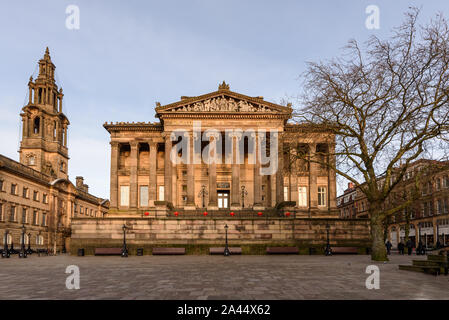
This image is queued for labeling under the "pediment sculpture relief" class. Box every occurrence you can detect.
[173,97,270,113]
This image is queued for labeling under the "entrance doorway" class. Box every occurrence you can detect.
[218,190,229,209]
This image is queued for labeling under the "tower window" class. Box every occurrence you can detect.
[38,88,42,104]
[33,117,40,134]
[29,155,35,166]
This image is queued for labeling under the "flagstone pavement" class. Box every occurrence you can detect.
[0,254,447,300]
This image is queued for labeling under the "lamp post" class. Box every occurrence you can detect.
[198,185,208,208]
[2,231,10,258]
[224,224,230,256]
[325,224,332,256]
[27,232,32,254]
[240,186,248,208]
[19,224,27,258]
[121,224,128,258]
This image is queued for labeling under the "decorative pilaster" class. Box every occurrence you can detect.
[110,141,119,209]
[149,140,157,207]
[328,142,337,210]
[129,141,138,209]
[309,143,318,210]
[275,132,284,205]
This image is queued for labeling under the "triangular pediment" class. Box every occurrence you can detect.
[155,82,292,116]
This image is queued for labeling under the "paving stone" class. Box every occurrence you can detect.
[0,254,447,299]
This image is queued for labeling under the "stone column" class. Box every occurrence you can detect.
[129,141,138,209]
[186,132,196,209]
[22,116,28,138]
[208,133,219,210]
[253,133,263,209]
[163,133,172,203]
[149,140,157,207]
[64,126,67,146]
[231,133,241,209]
[275,132,284,205]
[309,143,318,209]
[39,114,44,138]
[110,141,119,209]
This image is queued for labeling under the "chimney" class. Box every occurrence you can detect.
[76,176,84,188]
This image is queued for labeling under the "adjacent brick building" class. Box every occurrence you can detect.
[0,48,108,253]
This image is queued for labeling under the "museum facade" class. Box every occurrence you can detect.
[103,81,338,217]
[69,82,370,255]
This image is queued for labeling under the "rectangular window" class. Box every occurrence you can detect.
[298,186,307,207]
[43,193,48,204]
[158,186,164,201]
[11,184,17,195]
[318,187,327,206]
[42,213,47,226]
[22,208,27,223]
[33,211,38,225]
[283,186,289,201]
[140,186,149,207]
[33,191,39,201]
[120,186,130,206]
[10,206,16,222]
[0,180,3,191]
[0,203,3,221]
[23,187,28,198]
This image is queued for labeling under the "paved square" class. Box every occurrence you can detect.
[0,254,447,299]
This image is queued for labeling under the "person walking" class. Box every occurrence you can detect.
[398,241,405,255]
[406,239,413,255]
[385,240,392,255]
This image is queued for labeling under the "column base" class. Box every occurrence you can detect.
[184,205,197,210]
[253,205,265,210]
[207,206,218,211]
[230,204,241,210]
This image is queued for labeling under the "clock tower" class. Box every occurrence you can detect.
[19,47,69,179]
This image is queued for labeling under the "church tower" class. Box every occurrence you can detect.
[19,47,70,180]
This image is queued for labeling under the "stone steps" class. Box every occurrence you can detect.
[412,260,441,267]
[398,265,441,276]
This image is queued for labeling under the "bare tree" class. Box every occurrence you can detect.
[295,8,449,261]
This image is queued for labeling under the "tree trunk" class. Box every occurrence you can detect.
[370,204,388,261]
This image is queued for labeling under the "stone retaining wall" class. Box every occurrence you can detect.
[70,217,371,255]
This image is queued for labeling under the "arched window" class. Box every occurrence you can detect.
[20,233,29,245]
[36,235,44,245]
[38,88,42,104]
[3,233,12,245]
[33,117,40,134]
[53,121,57,138]
[29,155,35,166]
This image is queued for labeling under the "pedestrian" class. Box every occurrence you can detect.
[398,241,405,255]
[406,239,413,255]
[385,240,392,255]
[417,241,423,255]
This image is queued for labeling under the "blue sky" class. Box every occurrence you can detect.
[1,0,448,199]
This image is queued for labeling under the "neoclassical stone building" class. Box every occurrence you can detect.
[103,81,337,217]
[0,48,108,253]
[69,82,370,254]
